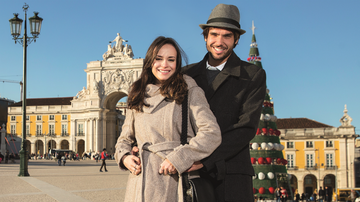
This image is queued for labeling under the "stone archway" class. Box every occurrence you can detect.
[35,140,44,156]
[48,140,56,150]
[25,140,31,155]
[69,33,143,155]
[289,175,298,194]
[77,139,85,157]
[323,174,335,191]
[61,140,69,149]
[303,174,317,197]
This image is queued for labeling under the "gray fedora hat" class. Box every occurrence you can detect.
[199,4,246,35]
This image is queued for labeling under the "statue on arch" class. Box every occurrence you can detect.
[111,33,127,52]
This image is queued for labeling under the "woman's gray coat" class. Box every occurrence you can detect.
[115,75,221,202]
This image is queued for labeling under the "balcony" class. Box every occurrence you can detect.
[75,133,85,136]
[287,166,298,170]
[36,133,44,137]
[61,133,69,137]
[48,133,56,138]
[325,166,336,170]
[305,166,317,170]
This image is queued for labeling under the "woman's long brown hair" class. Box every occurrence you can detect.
[127,36,188,112]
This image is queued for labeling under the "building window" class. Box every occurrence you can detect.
[10,125,16,135]
[26,125,30,136]
[287,142,294,149]
[62,115,67,120]
[77,124,84,136]
[306,154,313,168]
[26,116,29,120]
[49,125,55,135]
[326,141,333,147]
[61,124,67,135]
[49,115,54,121]
[36,125,42,135]
[326,153,333,167]
[11,116,16,121]
[37,115,42,121]
[287,154,294,168]
[305,176,312,185]
[306,141,313,148]
[324,176,332,184]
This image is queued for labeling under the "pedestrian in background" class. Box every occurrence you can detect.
[0,152,4,163]
[99,148,108,172]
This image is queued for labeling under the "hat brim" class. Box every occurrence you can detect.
[199,22,246,35]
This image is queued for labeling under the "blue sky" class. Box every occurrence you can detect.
[0,0,359,134]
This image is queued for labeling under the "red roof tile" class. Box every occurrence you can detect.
[10,97,73,106]
[277,118,333,129]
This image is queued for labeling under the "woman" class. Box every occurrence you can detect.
[115,36,221,202]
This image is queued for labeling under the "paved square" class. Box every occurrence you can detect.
[0,159,128,202]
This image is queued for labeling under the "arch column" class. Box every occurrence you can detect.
[95,118,100,152]
[84,119,88,152]
[31,140,36,155]
[70,120,76,151]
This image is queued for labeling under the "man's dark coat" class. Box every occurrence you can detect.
[183,52,266,201]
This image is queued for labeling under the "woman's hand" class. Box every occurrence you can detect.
[123,155,141,175]
[159,159,177,175]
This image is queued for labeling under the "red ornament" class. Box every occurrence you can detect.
[259,187,265,194]
[275,130,281,136]
[251,157,257,164]
[282,159,288,165]
[276,158,282,164]
[256,128,261,135]
[253,188,257,194]
[266,157,272,164]
[269,128,274,135]
[262,128,267,135]
[258,157,264,164]
[247,57,251,61]
[268,187,275,194]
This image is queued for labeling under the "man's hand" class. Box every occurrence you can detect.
[159,159,177,175]
[186,161,204,172]
[131,146,139,156]
[123,155,141,175]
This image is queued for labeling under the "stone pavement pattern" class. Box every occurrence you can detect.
[0,159,129,202]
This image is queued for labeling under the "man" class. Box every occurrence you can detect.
[99,148,108,172]
[319,186,325,202]
[182,4,266,202]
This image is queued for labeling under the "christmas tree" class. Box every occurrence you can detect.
[248,21,292,200]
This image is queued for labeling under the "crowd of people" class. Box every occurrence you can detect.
[0,150,18,163]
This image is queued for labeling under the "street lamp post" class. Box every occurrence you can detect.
[9,3,43,177]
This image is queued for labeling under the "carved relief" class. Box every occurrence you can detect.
[103,69,134,94]
[73,87,90,100]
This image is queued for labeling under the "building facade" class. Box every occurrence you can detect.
[278,105,358,196]
[4,33,143,156]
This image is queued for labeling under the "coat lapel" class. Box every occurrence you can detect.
[208,52,241,99]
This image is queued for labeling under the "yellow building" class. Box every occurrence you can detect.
[277,105,358,196]
[6,97,75,156]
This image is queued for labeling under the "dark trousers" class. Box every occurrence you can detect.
[100,159,107,171]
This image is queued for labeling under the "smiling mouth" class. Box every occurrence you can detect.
[158,69,170,73]
[212,46,227,53]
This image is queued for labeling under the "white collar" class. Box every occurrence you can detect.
[206,61,227,71]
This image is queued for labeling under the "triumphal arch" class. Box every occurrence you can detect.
[70,33,143,154]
